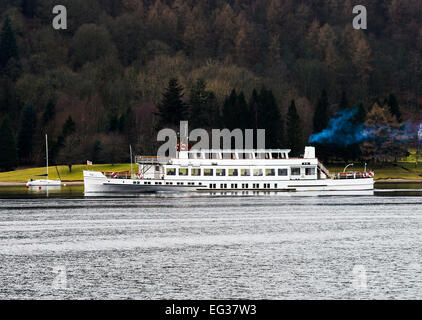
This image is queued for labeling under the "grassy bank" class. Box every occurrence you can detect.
[0,164,132,182]
[0,162,421,183]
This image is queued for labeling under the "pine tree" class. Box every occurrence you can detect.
[387,93,402,123]
[313,89,329,133]
[223,89,251,130]
[248,89,259,130]
[361,102,407,162]
[339,91,349,110]
[21,0,37,18]
[256,87,282,148]
[0,115,18,171]
[0,16,19,69]
[62,116,76,137]
[352,102,366,125]
[42,100,56,126]
[189,79,216,129]
[17,104,37,164]
[286,100,302,156]
[157,78,188,128]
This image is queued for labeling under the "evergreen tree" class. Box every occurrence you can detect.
[62,116,76,136]
[339,91,349,110]
[17,104,37,164]
[248,89,259,129]
[313,89,329,133]
[223,89,251,130]
[157,78,188,128]
[189,79,217,129]
[344,101,366,161]
[353,102,366,125]
[0,115,18,171]
[118,112,126,133]
[21,0,37,18]
[0,16,19,69]
[256,87,282,148]
[286,100,302,156]
[92,140,103,164]
[42,100,56,126]
[107,114,119,132]
[387,93,402,122]
[223,89,237,129]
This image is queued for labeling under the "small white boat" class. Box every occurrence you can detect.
[26,134,61,188]
[26,179,61,187]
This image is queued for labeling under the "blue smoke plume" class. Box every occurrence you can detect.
[309,108,418,146]
[309,108,370,146]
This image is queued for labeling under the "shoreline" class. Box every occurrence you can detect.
[0,181,84,186]
[0,179,420,187]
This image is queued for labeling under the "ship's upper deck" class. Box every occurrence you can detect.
[135,147,318,164]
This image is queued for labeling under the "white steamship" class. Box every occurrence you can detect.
[83,145,374,194]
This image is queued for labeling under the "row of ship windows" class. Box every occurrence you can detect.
[166,167,316,177]
[187,152,287,160]
[209,183,276,189]
[131,181,278,188]
[132,181,203,186]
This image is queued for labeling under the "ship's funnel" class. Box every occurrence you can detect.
[304,146,315,159]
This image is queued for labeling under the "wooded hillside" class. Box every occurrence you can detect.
[0,0,421,170]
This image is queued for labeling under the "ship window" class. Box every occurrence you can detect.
[228,169,238,176]
[241,169,250,176]
[155,166,160,171]
[191,168,201,176]
[272,153,280,159]
[216,169,226,176]
[204,169,214,176]
[253,169,263,176]
[179,168,188,176]
[239,152,252,159]
[255,153,265,159]
[265,169,275,176]
[222,153,232,159]
[275,184,278,188]
[306,168,316,176]
[166,168,176,176]
[188,153,195,159]
[278,169,288,176]
[291,167,301,176]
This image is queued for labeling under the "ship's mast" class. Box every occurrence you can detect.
[46,134,48,180]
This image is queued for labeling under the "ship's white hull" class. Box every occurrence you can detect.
[84,171,374,194]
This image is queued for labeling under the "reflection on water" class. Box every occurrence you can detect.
[0,184,421,299]
[0,182,421,199]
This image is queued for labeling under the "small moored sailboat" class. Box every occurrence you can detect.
[26,134,61,187]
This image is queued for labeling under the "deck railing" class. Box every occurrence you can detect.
[135,156,171,164]
[332,172,373,179]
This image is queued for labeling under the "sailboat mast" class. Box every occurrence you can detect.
[46,134,48,179]
[130,145,133,178]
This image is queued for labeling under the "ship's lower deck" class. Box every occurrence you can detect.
[83,171,374,194]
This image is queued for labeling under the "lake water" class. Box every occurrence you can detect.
[0,185,421,299]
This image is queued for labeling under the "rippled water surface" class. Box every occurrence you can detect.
[0,186,422,299]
